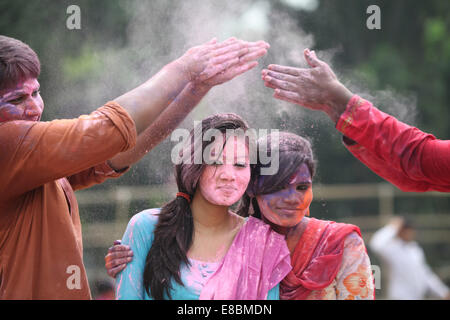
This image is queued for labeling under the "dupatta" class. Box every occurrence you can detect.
[280,218,361,300]
[199,217,292,300]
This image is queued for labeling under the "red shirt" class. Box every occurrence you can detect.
[336,95,450,192]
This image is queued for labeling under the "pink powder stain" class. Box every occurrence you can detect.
[198,136,250,206]
[0,103,22,122]
[199,217,291,300]
[0,78,43,122]
[257,163,313,228]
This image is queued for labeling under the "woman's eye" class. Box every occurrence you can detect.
[235,163,247,168]
[32,90,40,97]
[296,185,309,191]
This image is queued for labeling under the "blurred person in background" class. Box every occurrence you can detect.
[370,217,450,300]
[0,35,268,299]
[261,49,450,193]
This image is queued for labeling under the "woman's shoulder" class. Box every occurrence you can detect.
[244,216,285,240]
[311,218,362,236]
[343,231,365,247]
[307,218,365,249]
[127,208,161,230]
[122,208,161,246]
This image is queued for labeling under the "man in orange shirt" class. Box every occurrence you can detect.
[0,35,268,299]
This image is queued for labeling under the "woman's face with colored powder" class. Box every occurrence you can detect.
[0,77,44,123]
[256,163,313,228]
[198,135,251,206]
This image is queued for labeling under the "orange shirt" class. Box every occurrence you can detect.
[0,102,136,299]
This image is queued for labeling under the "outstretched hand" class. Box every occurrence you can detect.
[261,49,353,123]
[201,40,269,87]
[176,38,269,88]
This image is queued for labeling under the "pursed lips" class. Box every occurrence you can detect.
[216,185,237,191]
[275,206,301,215]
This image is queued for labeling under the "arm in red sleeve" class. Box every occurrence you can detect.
[337,95,450,192]
[342,137,438,192]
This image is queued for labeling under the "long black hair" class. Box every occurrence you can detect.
[237,132,316,219]
[143,113,250,299]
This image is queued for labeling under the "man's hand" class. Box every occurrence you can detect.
[105,240,133,278]
[176,38,268,87]
[200,40,269,87]
[108,38,268,171]
[261,49,353,123]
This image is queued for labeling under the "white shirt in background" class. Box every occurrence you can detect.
[369,225,449,300]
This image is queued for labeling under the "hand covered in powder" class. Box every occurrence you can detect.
[262,49,354,123]
[105,240,134,278]
[176,37,268,87]
[200,40,269,87]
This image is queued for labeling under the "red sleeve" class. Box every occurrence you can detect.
[336,95,450,192]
